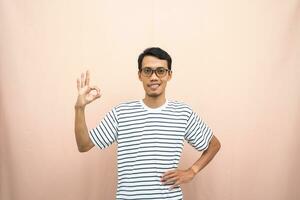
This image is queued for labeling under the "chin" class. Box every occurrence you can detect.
[147,92,161,97]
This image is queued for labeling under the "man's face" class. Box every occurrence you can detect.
[138,55,172,98]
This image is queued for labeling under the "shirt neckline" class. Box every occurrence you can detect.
[140,99,168,112]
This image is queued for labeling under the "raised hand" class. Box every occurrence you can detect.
[75,70,101,108]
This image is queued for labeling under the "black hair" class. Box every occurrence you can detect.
[138,47,172,71]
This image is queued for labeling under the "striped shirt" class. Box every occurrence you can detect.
[89,99,213,200]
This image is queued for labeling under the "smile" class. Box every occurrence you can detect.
[148,84,160,89]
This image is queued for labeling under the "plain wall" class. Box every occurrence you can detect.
[1,0,300,200]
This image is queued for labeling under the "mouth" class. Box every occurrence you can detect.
[148,83,160,90]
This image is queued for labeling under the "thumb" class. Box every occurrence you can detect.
[94,93,102,100]
[90,86,100,93]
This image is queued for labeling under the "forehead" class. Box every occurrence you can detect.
[142,55,168,68]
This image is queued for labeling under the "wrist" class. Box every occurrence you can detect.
[190,165,199,176]
[74,104,86,110]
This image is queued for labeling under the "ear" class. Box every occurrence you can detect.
[167,71,173,81]
[138,71,142,81]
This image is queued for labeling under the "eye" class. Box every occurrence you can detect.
[143,68,152,74]
[157,67,166,74]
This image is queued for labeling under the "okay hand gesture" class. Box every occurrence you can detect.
[75,70,101,108]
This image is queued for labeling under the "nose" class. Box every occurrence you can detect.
[150,71,159,81]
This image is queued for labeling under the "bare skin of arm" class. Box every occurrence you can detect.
[74,70,101,152]
[161,135,221,190]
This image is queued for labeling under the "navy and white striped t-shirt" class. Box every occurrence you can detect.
[89,99,213,200]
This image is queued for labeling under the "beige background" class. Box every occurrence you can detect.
[1,0,300,200]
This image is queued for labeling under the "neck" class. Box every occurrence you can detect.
[143,95,166,109]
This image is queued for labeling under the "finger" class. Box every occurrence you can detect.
[162,176,176,183]
[163,176,178,185]
[89,86,102,100]
[169,181,181,190]
[162,173,177,182]
[162,171,177,180]
[77,78,80,91]
[85,70,90,86]
[94,93,102,100]
[162,170,176,177]
[90,86,101,95]
[81,72,84,88]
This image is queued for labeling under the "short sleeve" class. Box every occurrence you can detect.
[184,111,213,151]
[89,107,118,149]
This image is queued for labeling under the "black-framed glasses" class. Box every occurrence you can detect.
[140,67,170,78]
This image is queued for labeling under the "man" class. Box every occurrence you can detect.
[74,47,221,200]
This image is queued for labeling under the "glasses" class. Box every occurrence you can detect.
[140,67,170,78]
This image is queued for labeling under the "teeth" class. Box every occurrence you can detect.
[150,84,159,89]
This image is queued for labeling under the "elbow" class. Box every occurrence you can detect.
[78,148,87,153]
[75,136,93,153]
[211,135,221,152]
[77,145,90,153]
[215,140,221,152]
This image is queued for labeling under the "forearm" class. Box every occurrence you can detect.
[74,106,93,152]
[190,136,221,175]
[161,136,221,189]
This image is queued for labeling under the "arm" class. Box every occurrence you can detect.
[74,106,94,152]
[190,135,221,174]
[161,135,221,189]
[74,70,101,152]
